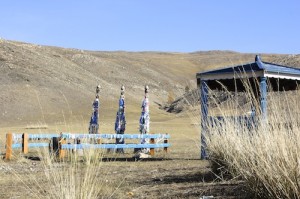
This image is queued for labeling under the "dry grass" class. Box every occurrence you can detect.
[3,147,122,199]
[0,113,252,198]
[203,80,300,198]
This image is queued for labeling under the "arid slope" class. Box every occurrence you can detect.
[0,39,299,128]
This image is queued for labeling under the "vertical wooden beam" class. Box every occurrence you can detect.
[163,136,168,153]
[150,138,155,156]
[200,80,209,160]
[260,77,267,122]
[59,137,66,159]
[51,137,59,157]
[5,133,13,160]
[22,133,29,154]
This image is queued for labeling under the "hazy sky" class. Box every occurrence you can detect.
[0,1,299,54]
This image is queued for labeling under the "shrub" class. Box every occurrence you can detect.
[205,82,300,198]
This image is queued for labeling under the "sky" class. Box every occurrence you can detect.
[0,0,299,54]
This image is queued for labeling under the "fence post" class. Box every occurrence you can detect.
[22,133,29,154]
[51,137,59,157]
[164,134,168,153]
[5,133,13,160]
[59,137,66,159]
[150,138,155,156]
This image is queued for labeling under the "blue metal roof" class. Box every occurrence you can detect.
[199,62,260,75]
[262,61,300,75]
[197,55,300,80]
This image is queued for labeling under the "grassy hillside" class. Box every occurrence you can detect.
[0,39,299,128]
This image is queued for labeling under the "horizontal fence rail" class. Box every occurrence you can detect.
[61,133,170,139]
[29,134,60,139]
[62,143,170,149]
[12,143,50,149]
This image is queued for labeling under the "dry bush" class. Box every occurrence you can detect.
[45,148,122,199]
[6,146,121,199]
[203,80,300,198]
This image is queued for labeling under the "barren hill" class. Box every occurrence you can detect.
[0,39,299,128]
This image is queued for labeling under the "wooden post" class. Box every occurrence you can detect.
[150,138,155,156]
[5,133,13,160]
[22,133,29,154]
[200,80,209,160]
[260,76,268,122]
[51,137,59,157]
[164,137,168,153]
[59,137,66,159]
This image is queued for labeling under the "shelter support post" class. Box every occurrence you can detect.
[260,77,267,122]
[200,80,209,159]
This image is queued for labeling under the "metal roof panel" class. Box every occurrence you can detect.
[197,55,300,80]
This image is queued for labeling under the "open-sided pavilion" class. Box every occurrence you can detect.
[196,55,300,159]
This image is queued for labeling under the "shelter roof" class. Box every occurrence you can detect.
[197,55,300,81]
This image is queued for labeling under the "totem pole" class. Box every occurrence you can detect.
[115,85,126,153]
[139,85,150,145]
[89,85,100,134]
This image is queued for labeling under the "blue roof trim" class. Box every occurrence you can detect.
[198,62,260,75]
[197,55,300,77]
[262,62,300,75]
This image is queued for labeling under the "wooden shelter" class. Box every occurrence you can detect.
[196,55,300,159]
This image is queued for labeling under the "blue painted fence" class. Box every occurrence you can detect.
[5,133,170,160]
[60,133,170,139]
[62,143,170,150]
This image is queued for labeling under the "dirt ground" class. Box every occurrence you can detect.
[0,115,249,199]
[108,158,247,199]
[0,158,248,199]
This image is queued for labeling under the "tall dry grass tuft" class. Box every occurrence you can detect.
[202,79,300,198]
[5,144,120,198]
[1,89,122,198]
[40,148,118,199]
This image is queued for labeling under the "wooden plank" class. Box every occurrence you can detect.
[61,133,170,139]
[164,138,168,153]
[22,133,28,154]
[260,76,267,121]
[59,138,66,159]
[150,138,155,156]
[61,143,170,149]
[12,143,22,148]
[13,143,49,148]
[28,143,49,147]
[51,137,59,157]
[200,80,209,160]
[28,134,59,139]
[13,134,22,139]
[5,133,13,160]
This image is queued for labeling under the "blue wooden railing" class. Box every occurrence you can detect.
[208,115,256,129]
[5,133,170,160]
